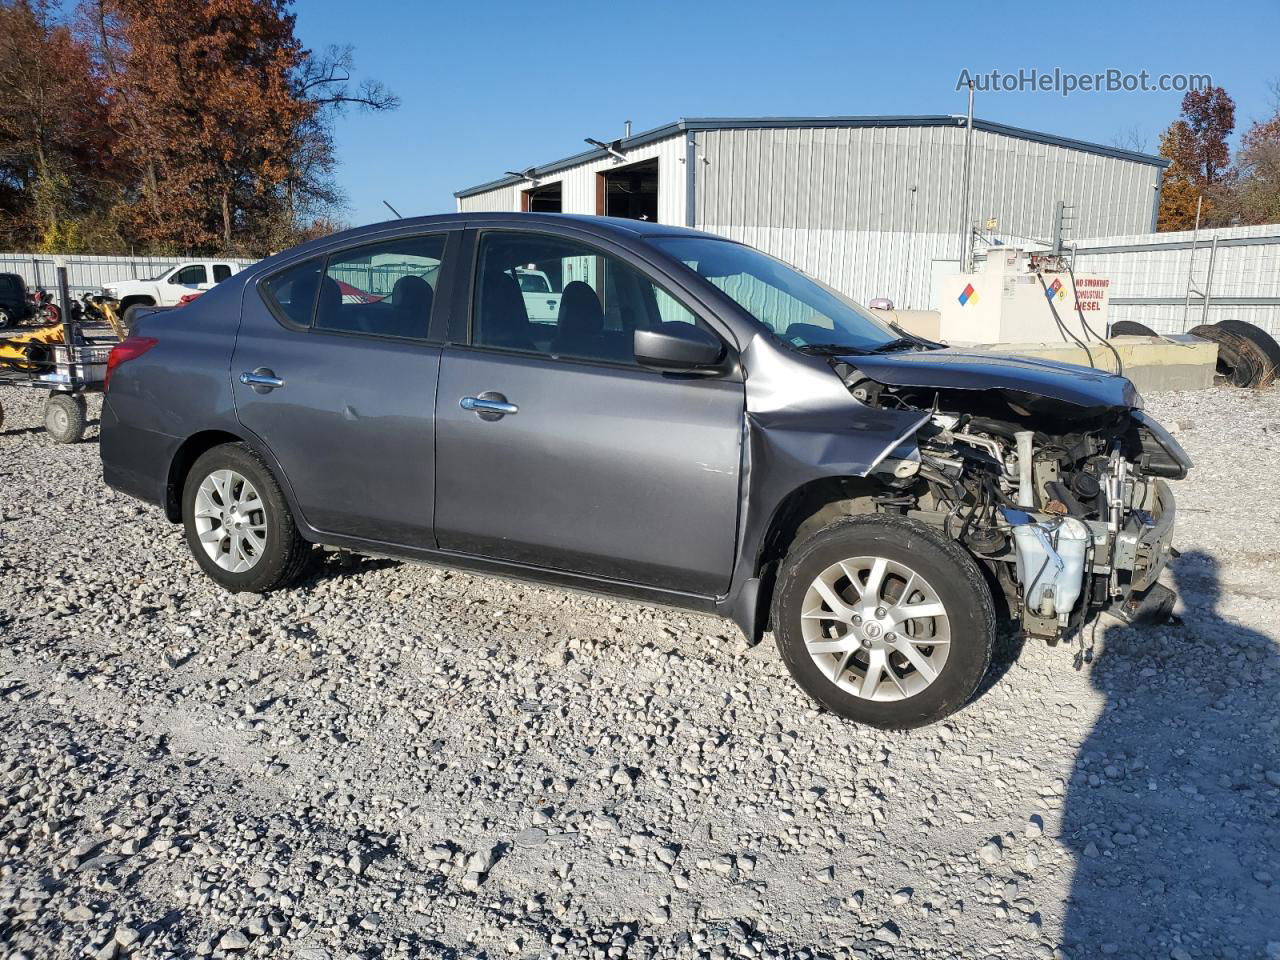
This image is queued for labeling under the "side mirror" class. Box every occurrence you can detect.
[634,324,725,372]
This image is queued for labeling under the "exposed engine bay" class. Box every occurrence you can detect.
[838,363,1190,641]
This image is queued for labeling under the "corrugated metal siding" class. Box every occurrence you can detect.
[695,124,1156,309]
[0,252,257,299]
[1074,224,1280,335]
[456,183,522,214]
[456,135,688,223]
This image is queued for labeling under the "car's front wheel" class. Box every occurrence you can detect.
[182,443,314,592]
[772,515,995,729]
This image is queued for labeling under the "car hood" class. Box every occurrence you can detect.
[840,348,1141,409]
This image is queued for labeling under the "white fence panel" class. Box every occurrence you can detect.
[1072,225,1280,336]
[0,253,259,300]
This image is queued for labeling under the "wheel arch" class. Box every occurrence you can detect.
[119,294,157,312]
[164,429,307,535]
[724,475,885,646]
[756,475,884,581]
[164,430,244,521]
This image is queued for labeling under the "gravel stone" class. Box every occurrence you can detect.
[1,386,1277,959]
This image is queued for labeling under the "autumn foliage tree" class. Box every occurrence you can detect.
[1216,83,1280,226]
[0,0,119,250]
[1156,86,1236,231]
[94,0,313,252]
[0,0,393,254]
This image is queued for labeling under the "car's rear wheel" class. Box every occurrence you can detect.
[772,515,995,729]
[0,306,12,329]
[182,443,314,592]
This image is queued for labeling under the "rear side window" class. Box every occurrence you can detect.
[213,264,232,283]
[316,235,446,340]
[0,275,19,295]
[173,264,207,285]
[261,258,323,327]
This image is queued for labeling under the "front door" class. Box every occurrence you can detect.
[231,231,456,546]
[434,229,744,597]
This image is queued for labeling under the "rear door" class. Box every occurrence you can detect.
[231,229,459,545]
[433,228,744,596]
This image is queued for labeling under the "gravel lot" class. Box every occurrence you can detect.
[1,385,1278,960]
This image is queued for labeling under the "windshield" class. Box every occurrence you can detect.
[652,237,901,353]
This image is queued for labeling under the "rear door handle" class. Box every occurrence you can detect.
[240,368,285,392]
[460,393,518,419]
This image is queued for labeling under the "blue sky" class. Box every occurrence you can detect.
[294,0,1280,227]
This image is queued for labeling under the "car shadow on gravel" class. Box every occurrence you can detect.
[970,622,1027,704]
[1061,551,1280,959]
[300,551,401,585]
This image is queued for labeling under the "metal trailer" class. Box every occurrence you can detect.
[0,325,115,443]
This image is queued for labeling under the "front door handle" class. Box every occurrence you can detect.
[460,392,518,420]
[240,368,285,392]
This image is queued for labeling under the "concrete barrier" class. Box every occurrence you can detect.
[962,335,1218,393]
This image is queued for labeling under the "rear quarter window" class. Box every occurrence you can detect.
[260,259,323,328]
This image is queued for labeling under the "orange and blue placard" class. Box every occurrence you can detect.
[958,283,978,306]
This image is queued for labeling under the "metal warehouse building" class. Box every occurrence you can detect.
[456,116,1167,311]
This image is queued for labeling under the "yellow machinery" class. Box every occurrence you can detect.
[0,321,71,373]
[0,296,122,442]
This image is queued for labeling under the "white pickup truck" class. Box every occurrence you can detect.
[104,260,241,326]
[515,268,561,322]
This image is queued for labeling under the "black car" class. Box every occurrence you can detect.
[0,272,35,328]
[99,213,1189,728]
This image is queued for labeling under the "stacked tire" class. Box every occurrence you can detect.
[1188,320,1279,389]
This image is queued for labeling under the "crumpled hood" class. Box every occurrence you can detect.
[841,348,1141,409]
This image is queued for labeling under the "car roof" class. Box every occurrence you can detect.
[289,213,724,252]
[242,213,736,282]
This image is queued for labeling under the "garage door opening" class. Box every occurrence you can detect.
[596,159,658,221]
[522,181,562,212]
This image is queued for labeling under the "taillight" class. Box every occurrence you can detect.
[104,336,158,391]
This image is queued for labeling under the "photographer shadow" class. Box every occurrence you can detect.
[1060,551,1280,958]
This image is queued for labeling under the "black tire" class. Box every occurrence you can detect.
[1216,320,1280,387]
[0,306,12,329]
[1108,320,1157,337]
[1189,324,1267,387]
[182,442,315,592]
[44,393,86,444]
[772,515,995,729]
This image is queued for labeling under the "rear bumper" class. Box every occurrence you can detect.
[99,396,178,509]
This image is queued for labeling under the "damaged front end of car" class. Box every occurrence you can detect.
[834,351,1191,643]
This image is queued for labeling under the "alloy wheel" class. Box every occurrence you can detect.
[799,555,952,701]
[193,469,268,572]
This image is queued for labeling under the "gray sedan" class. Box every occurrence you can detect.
[100,213,1188,728]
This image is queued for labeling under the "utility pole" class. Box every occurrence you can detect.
[958,80,975,273]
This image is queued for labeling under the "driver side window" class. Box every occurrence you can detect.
[472,231,703,365]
